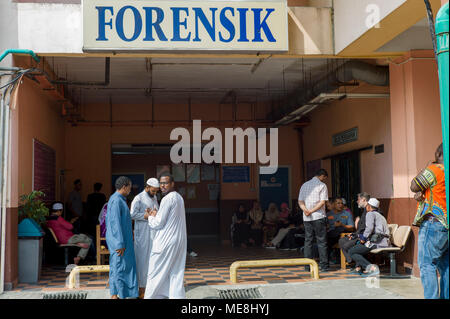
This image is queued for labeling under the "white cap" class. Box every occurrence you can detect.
[52,203,64,211]
[368,198,380,208]
[147,178,160,188]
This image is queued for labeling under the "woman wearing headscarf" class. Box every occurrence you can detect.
[263,203,280,246]
[232,204,251,248]
[248,201,264,246]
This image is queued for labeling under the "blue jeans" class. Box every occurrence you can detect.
[418,219,449,299]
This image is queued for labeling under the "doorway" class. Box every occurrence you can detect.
[331,151,361,217]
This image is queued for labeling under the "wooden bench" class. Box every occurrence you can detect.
[230,258,319,283]
[46,227,80,265]
[96,224,109,265]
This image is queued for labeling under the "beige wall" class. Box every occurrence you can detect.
[302,83,393,199]
[63,99,302,203]
[64,107,303,204]
[17,77,66,201]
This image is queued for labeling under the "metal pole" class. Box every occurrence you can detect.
[0,92,5,294]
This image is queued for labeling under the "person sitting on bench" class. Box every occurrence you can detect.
[347,198,390,276]
[46,202,93,265]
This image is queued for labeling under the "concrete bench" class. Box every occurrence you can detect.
[229,258,319,283]
[68,265,110,289]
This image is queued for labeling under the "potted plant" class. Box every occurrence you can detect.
[18,190,49,225]
[17,190,49,283]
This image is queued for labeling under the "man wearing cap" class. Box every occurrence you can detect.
[46,202,92,265]
[348,198,390,276]
[130,177,160,298]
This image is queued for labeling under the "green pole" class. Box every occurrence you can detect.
[435,3,449,227]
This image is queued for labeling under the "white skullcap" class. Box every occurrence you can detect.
[368,198,380,208]
[52,203,64,211]
[147,178,160,188]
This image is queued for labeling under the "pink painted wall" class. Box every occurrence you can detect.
[302,83,393,199]
[17,77,66,201]
[389,50,442,199]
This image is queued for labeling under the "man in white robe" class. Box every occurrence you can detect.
[144,173,187,299]
[130,178,160,298]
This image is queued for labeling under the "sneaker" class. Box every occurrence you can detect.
[319,266,331,272]
[360,269,380,278]
[188,251,198,257]
[348,268,362,275]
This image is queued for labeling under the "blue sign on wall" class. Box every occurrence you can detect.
[259,166,290,212]
[222,166,250,183]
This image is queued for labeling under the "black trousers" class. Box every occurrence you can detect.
[348,243,374,269]
[338,236,359,263]
[304,218,329,269]
[327,227,346,252]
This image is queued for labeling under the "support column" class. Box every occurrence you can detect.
[388,50,443,276]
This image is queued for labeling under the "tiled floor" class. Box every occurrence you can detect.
[12,244,366,292]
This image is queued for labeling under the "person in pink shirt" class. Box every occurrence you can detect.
[46,202,92,265]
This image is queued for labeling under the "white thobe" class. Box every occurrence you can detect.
[144,191,187,299]
[130,190,159,288]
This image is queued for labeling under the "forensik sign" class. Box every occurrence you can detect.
[83,0,288,52]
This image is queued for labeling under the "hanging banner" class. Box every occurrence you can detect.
[83,0,288,52]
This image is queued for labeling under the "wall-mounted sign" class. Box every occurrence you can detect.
[83,0,288,52]
[222,166,250,183]
[332,127,358,146]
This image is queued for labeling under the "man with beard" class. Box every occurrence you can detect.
[144,173,187,299]
[130,178,160,298]
[338,192,370,270]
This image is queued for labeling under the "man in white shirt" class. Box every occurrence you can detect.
[130,177,160,298]
[298,169,330,271]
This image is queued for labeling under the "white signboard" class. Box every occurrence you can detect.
[83,0,288,52]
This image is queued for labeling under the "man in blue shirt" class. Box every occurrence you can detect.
[327,198,355,262]
[106,176,139,299]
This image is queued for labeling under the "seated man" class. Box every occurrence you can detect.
[266,205,304,250]
[327,198,355,262]
[348,198,390,276]
[46,202,93,265]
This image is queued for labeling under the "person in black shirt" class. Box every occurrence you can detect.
[232,204,251,248]
[86,182,107,237]
[338,192,370,269]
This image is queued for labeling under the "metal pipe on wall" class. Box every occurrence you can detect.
[0,90,11,294]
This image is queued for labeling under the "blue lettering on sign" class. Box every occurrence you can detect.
[116,6,142,42]
[252,8,276,42]
[94,5,278,44]
[219,7,235,42]
[237,8,249,42]
[193,8,217,42]
[143,7,168,41]
[96,6,114,41]
[171,7,191,41]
